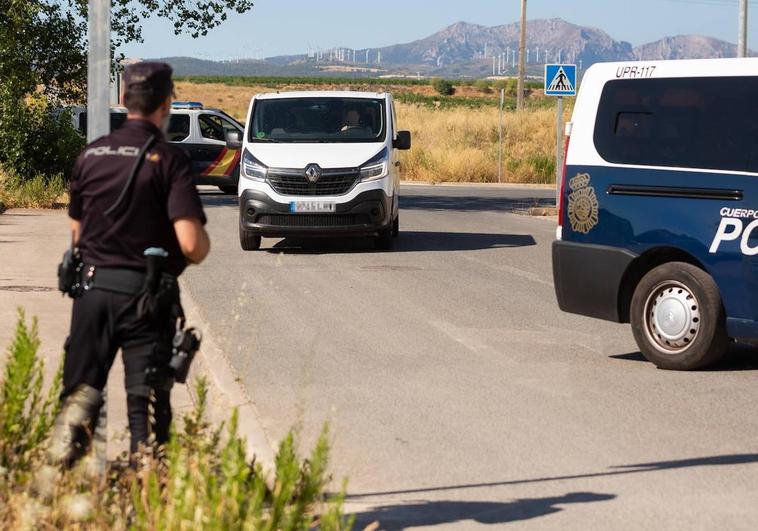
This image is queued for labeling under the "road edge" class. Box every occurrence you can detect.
[179,278,278,473]
[400,181,555,190]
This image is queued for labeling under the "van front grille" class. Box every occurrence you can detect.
[257,214,370,227]
[267,168,360,196]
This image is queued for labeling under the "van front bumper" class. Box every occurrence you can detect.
[239,188,393,237]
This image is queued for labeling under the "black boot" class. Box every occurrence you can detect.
[46,384,103,468]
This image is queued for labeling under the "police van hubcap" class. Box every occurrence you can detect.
[644,281,701,352]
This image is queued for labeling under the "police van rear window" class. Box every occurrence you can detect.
[594,76,758,173]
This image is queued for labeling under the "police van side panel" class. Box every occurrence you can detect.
[554,59,758,369]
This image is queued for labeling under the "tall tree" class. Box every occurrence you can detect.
[1,0,255,101]
[0,0,254,178]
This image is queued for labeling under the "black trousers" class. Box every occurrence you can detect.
[63,287,174,454]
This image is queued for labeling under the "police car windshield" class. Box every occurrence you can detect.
[250,97,386,143]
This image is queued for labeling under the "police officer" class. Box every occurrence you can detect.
[48,62,210,466]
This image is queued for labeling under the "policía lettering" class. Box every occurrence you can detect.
[709,208,758,254]
[84,145,140,158]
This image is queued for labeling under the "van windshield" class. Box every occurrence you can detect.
[250,97,386,143]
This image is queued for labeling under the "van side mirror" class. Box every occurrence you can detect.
[394,130,411,151]
[225,130,243,150]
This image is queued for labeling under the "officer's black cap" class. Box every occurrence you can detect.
[123,62,175,97]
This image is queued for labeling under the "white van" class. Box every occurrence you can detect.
[226,91,411,250]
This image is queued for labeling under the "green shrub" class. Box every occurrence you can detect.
[395,91,505,110]
[0,308,61,479]
[527,153,556,183]
[0,310,354,529]
[177,75,430,87]
[473,79,493,94]
[130,383,353,530]
[0,91,83,181]
[0,169,68,209]
[431,78,455,96]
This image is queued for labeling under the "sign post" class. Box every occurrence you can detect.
[544,63,577,205]
[555,96,563,204]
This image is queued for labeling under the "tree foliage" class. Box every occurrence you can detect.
[0,0,254,179]
[432,78,455,96]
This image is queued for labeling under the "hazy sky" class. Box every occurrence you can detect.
[119,0,758,60]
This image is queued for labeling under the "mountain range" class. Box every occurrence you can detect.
[160,18,748,78]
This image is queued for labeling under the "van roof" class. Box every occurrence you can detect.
[584,57,758,83]
[255,90,387,100]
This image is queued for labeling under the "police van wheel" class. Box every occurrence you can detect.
[239,227,261,251]
[630,262,728,370]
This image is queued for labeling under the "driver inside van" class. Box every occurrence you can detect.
[341,110,362,131]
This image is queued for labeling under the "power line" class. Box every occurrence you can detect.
[663,0,757,6]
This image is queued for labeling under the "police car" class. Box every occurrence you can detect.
[553,58,758,370]
[71,102,243,194]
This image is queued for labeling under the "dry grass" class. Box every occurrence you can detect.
[174,81,567,184]
[397,105,567,184]
[0,168,68,209]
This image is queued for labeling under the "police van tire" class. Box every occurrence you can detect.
[239,227,261,251]
[630,262,728,370]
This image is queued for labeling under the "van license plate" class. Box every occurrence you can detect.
[289,201,336,213]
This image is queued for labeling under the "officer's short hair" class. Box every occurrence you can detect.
[123,62,174,115]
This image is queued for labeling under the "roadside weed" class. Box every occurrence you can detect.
[0,309,353,529]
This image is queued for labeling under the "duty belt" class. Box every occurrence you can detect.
[82,266,176,295]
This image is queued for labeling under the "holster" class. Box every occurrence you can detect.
[136,274,180,322]
[57,248,84,298]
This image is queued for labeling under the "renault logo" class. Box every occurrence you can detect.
[304,164,322,183]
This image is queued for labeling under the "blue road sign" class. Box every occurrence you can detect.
[544,64,577,97]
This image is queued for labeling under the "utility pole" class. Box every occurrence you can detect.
[88,0,110,143]
[517,0,527,110]
[88,0,111,474]
[738,0,748,57]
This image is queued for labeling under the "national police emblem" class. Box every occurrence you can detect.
[567,173,599,234]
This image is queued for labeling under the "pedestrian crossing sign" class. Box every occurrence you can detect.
[544,64,577,97]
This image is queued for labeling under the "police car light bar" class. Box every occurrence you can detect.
[172,101,203,109]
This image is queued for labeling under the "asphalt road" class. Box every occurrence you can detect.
[182,184,758,530]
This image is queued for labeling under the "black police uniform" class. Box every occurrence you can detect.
[65,114,206,455]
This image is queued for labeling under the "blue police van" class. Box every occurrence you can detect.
[553,59,758,370]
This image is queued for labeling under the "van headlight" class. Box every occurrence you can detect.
[359,148,389,182]
[242,149,268,181]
